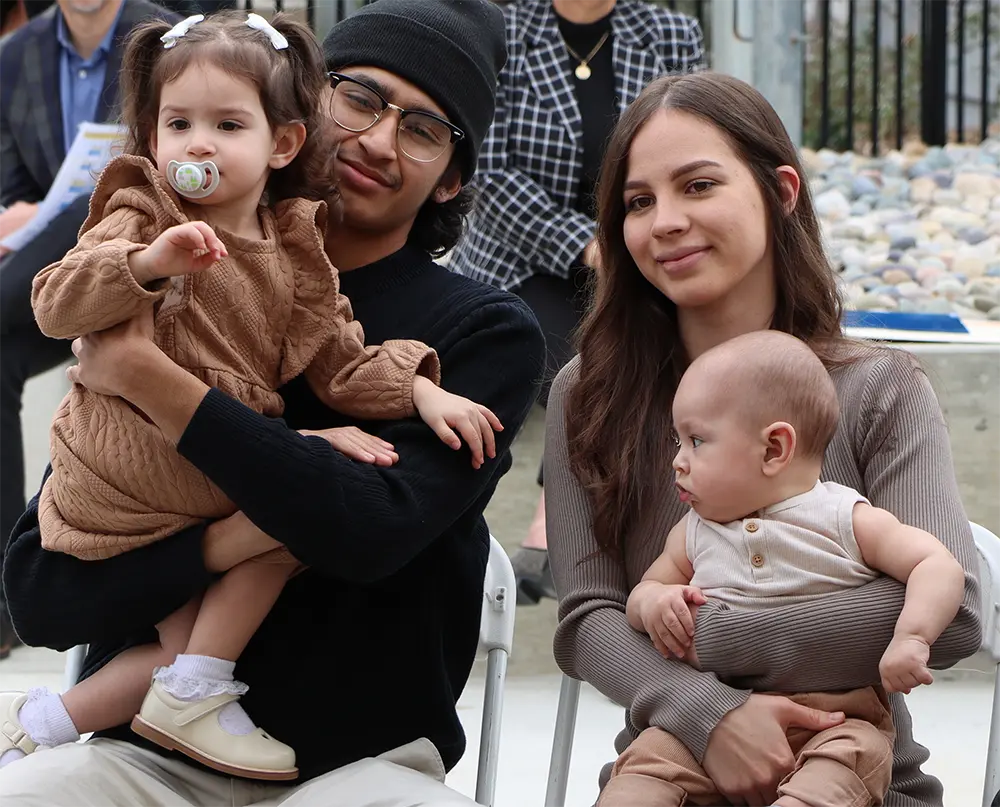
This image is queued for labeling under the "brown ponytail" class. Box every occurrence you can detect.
[119,18,176,164]
[263,13,336,203]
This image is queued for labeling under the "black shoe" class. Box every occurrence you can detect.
[509,547,556,605]
[0,610,23,661]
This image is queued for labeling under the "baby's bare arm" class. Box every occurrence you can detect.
[626,516,695,633]
[643,516,694,585]
[853,503,965,647]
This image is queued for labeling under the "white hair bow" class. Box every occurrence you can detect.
[160,14,204,49]
[246,13,288,50]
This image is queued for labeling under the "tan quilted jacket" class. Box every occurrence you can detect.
[32,155,441,561]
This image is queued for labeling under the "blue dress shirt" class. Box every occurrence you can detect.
[56,2,125,153]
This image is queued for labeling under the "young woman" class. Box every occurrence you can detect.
[449,0,704,602]
[545,71,981,805]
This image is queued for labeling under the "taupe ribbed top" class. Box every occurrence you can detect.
[546,347,982,805]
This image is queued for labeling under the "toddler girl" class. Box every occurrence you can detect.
[3,11,500,781]
[605,330,966,807]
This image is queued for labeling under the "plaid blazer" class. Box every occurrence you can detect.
[449,0,704,291]
[0,0,179,207]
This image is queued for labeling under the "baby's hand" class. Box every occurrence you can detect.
[413,376,503,469]
[879,635,933,693]
[130,221,227,284]
[636,583,706,659]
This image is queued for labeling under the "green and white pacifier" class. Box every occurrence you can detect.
[166,160,220,199]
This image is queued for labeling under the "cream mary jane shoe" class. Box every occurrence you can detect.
[0,692,37,759]
[131,681,297,781]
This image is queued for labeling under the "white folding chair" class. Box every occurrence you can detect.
[477,534,517,806]
[972,523,1000,807]
[62,643,87,693]
[543,522,1000,807]
[61,535,516,806]
[544,673,582,807]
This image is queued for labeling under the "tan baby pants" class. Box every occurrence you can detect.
[599,686,896,807]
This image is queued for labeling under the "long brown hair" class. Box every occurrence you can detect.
[119,10,335,203]
[567,72,853,563]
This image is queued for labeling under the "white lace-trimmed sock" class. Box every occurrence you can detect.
[1,687,81,767]
[155,654,255,736]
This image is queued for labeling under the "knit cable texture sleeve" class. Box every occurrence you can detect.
[545,358,750,764]
[303,288,440,420]
[272,198,441,419]
[694,348,983,693]
[31,204,165,338]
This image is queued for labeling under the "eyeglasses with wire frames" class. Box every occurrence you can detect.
[327,72,465,164]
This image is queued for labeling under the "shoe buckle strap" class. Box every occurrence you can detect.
[2,719,36,753]
[172,693,240,727]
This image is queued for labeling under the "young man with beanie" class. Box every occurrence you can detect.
[0,1,544,803]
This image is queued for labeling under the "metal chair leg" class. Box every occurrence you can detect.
[544,675,581,807]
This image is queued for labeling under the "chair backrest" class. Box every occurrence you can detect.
[481,536,516,655]
[972,523,1000,661]
[971,523,1000,807]
[475,535,516,807]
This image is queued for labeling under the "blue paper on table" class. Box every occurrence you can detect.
[843,310,969,333]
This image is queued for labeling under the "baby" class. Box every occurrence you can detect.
[603,330,966,807]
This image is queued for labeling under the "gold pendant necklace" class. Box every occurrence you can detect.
[563,30,610,82]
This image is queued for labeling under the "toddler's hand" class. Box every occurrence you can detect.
[879,635,933,693]
[636,583,707,659]
[130,221,227,283]
[413,376,503,469]
[298,426,398,466]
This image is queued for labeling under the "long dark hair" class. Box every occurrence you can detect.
[567,72,856,563]
[119,10,335,203]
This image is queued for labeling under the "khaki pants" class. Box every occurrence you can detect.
[0,736,476,806]
[600,687,896,807]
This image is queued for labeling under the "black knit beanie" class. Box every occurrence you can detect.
[322,0,507,183]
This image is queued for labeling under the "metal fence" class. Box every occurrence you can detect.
[804,0,998,154]
[660,0,998,153]
[193,0,999,154]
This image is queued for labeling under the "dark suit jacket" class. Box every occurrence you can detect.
[0,0,179,207]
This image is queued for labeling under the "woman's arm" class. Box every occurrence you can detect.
[545,361,749,763]
[694,349,982,692]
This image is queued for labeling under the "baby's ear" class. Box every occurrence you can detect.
[270,122,307,170]
[761,421,796,476]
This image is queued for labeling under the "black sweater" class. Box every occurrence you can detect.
[3,244,545,782]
